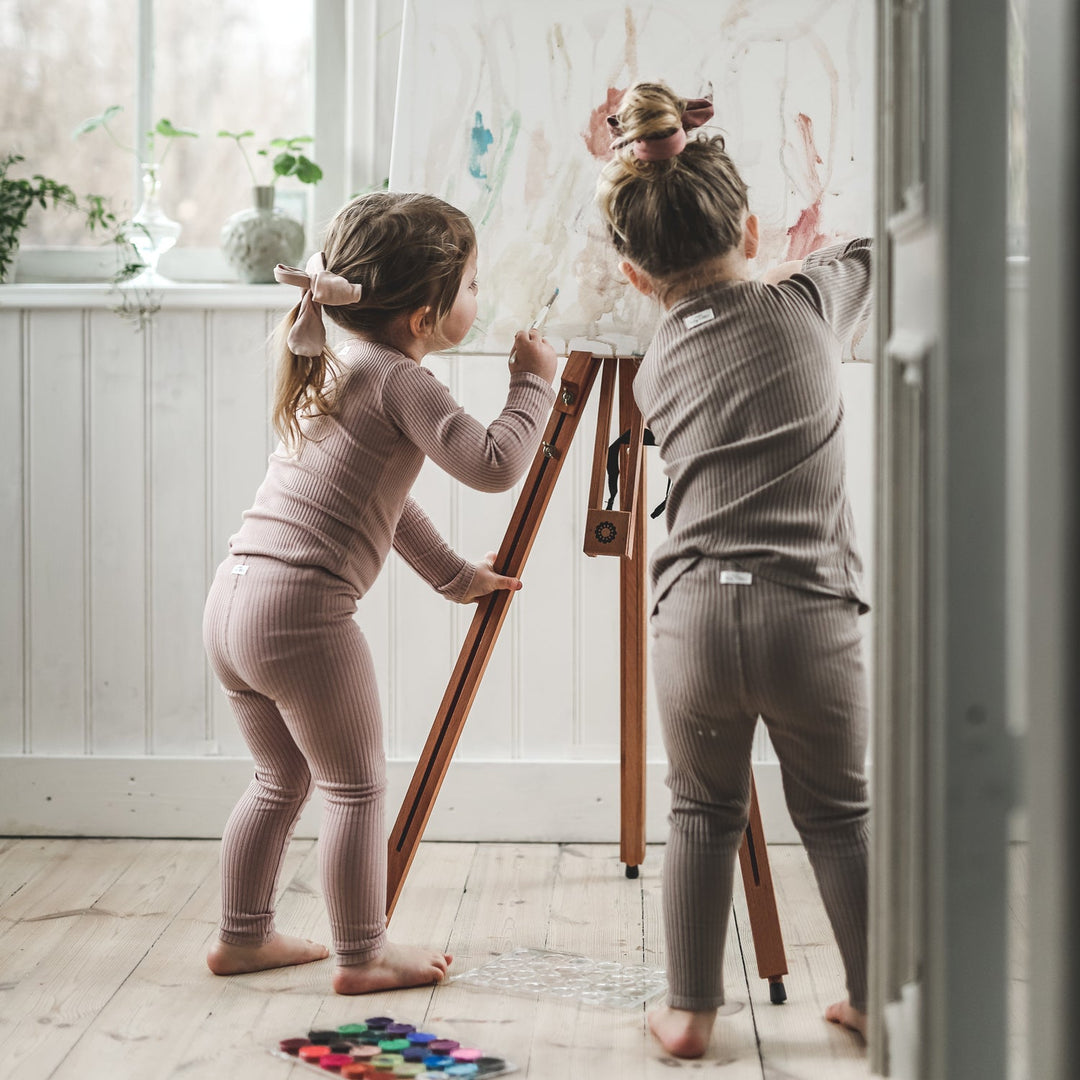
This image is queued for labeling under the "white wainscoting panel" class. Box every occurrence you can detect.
[0,288,876,841]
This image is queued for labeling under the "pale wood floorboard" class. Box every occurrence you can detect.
[0,838,1000,1079]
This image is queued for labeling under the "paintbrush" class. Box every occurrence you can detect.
[509,288,560,361]
[529,287,559,331]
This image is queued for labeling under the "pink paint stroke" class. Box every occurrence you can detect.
[785,113,832,259]
[582,87,627,161]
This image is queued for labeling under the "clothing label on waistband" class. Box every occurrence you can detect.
[683,307,715,329]
[720,570,752,585]
[231,564,249,576]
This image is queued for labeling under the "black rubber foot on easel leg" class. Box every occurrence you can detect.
[768,979,787,1005]
[625,864,639,879]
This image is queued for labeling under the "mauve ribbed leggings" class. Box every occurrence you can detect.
[202,553,387,966]
[651,560,870,1012]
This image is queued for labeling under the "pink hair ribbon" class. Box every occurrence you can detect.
[273,251,364,357]
[607,96,716,162]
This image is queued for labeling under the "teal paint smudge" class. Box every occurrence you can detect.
[479,110,521,227]
[468,111,495,180]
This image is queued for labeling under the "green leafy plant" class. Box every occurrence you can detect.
[0,152,120,282]
[217,131,323,187]
[74,105,198,163]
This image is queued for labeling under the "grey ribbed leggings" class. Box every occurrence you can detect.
[202,554,387,966]
[651,560,870,1012]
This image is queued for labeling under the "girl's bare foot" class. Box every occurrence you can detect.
[206,932,329,975]
[332,942,453,995]
[825,999,868,1038]
[647,1004,717,1059]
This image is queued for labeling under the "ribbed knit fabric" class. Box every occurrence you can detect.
[636,238,873,614]
[651,564,869,1011]
[634,239,873,1013]
[231,339,556,600]
[204,339,554,965]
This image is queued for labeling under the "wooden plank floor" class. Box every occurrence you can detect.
[0,839,874,1079]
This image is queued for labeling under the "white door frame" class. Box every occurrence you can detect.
[872,1,1016,1076]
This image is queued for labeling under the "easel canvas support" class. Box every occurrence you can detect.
[385,351,788,1002]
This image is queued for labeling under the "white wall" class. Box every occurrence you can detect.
[0,288,875,841]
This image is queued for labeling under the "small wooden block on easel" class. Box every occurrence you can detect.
[385,350,789,1004]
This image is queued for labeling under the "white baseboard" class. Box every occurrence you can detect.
[0,756,798,843]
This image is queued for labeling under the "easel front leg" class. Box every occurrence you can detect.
[385,352,601,920]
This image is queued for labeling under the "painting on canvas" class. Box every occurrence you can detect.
[389,0,874,355]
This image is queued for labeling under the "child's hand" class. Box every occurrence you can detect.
[458,551,523,603]
[509,328,557,385]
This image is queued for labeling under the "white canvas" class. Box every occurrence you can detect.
[390,0,874,355]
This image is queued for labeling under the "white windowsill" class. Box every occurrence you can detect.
[0,281,289,310]
[1,245,300,309]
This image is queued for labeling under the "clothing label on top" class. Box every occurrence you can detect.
[720,570,753,585]
[683,307,715,329]
[231,564,249,576]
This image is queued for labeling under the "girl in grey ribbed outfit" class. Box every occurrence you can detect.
[202,192,556,994]
[597,82,872,1056]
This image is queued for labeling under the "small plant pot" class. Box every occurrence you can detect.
[220,186,304,284]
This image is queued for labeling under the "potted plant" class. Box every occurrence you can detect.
[0,153,121,283]
[74,105,198,286]
[218,131,324,283]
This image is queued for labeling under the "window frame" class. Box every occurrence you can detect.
[12,0,389,285]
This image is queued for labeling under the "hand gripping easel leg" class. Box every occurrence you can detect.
[385,351,788,1002]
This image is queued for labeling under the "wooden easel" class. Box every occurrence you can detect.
[385,350,789,1003]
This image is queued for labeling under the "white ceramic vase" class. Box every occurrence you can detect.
[220,186,304,284]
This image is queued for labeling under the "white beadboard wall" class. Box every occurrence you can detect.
[0,287,875,842]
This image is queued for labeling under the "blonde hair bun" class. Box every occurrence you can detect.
[596,79,748,286]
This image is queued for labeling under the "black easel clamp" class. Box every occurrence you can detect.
[605,428,669,518]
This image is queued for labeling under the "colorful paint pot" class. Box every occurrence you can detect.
[428,1039,459,1054]
[338,1023,368,1035]
[320,1052,356,1071]
[365,1016,394,1028]
[371,1054,405,1069]
[379,1039,412,1052]
[385,1022,415,1035]
[310,1030,343,1042]
[422,1055,456,1069]
[392,1066,425,1078]
[450,1048,482,1062]
[341,1066,373,1080]
[407,1032,437,1045]
[300,1045,332,1062]
[352,1045,382,1060]
[473,1058,507,1075]
[279,1037,309,1055]
[445,1065,479,1078]
[400,1047,428,1062]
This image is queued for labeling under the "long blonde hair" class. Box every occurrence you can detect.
[272,191,476,448]
[595,82,749,292]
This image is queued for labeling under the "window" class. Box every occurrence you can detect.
[4,0,319,274]
[3,2,138,246]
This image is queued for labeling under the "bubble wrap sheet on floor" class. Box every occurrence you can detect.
[449,948,668,1009]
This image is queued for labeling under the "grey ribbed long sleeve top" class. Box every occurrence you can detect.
[230,339,555,599]
[634,238,873,612]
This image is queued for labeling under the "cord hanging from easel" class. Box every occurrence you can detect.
[605,428,669,519]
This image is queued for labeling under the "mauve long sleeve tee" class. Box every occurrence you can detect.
[633,237,873,612]
[229,339,555,600]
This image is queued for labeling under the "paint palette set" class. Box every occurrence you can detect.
[274,1016,516,1078]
